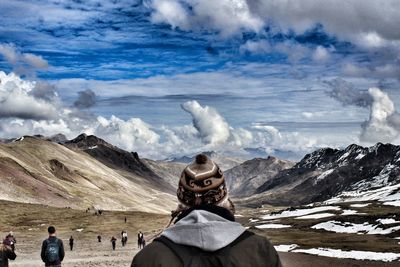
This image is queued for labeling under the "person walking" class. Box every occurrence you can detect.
[0,237,17,267]
[97,235,102,242]
[131,154,282,267]
[137,231,143,249]
[110,236,117,251]
[69,236,74,251]
[41,226,65,267]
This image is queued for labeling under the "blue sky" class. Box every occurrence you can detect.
[0,0,400,160]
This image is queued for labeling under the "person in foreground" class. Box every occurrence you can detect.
[41,226,65,267]
[131,154,282,267]
[0,237,17,267]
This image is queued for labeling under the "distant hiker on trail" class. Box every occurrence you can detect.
[125,217,127,223]
[0,237,17,267]
[110,236,117,250]
[121,231,128,247]
[131,154,282,267]
[41,226,65,267]
[69,236,74,251]
[5,232,15,252]
[97,235,102,242]
[137,231,144,249]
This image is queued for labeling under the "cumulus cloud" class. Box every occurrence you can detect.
[148,0,400,45]
[326,78,400,144]
[74,89,96,109]
[0,71,58,120]
[181,100,230,145]
[0,44,49,74]
[360,88,400,143]
[149,0,263,37]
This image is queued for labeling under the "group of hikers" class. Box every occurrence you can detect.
[1,154,281,267]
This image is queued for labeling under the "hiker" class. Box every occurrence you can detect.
[0,237,17,267]
[41,226,65,267]
[110,236,117,250]
[131,154,282,267]
[97,235,102,242]
[121,231,128,247]
[69,236,74,251]
[137,231,143,249]
[5,233,15,252]
[125,217,127,223]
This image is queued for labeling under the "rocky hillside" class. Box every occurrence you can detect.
[240,143,400,207]
[225,156,294,197]
[0,136,176,213]
[65,134,175,193]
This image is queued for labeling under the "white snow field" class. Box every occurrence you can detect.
[311,221,400,235]
[255,223,291,229]
[261,206,341,220]
[291,248,400,262]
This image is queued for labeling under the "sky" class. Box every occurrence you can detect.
[0,0,400,160]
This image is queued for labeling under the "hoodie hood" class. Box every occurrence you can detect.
[161,209,246,252]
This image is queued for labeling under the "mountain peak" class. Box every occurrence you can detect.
[66,134,109,149]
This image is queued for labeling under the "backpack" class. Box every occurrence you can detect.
[45,238,60,263]
[154,231,254,267]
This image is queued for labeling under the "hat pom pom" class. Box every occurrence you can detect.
[195,154,208,164]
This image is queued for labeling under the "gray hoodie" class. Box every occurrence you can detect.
[162,209,246,251]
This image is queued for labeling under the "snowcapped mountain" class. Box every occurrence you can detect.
[240,143,400,207]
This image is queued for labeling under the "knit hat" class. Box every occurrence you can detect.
[177,154,228,207]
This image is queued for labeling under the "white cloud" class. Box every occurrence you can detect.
[149,0,264,37]
[240,40,271,54]
[181,100,231,146]
[360,88,400,144]
[0,71,58,120]
[0,44,49,74]
[148,0,400,46]
[312,46,330,62]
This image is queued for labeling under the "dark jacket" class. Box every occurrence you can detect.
[131,206,282,267]
[40,237,65,266]
[0,245,17,267]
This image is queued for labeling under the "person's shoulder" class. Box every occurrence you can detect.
[132,241,179,267]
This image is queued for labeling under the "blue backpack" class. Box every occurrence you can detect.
[45,238,60,263]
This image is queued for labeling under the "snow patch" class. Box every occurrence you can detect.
[383,201,400,207]
[292,247,400,262]
[315,169,334,184]
[274,244,299,252]
[255,223,291,229]
[377,218,400,224]
[350,203,370,208]
[312,221,400,235]
[341,209,358,215]
[261,206,341,220]
[295,213,335,220]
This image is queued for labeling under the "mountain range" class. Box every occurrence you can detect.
[1,133,400,213]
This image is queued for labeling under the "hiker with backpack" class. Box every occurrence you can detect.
[41,226,65,267]
[0,237,17,267]
[131,154,282,267]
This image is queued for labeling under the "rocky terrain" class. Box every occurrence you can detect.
[237,143,400,207]
[0,135,176,213]
[225,156,294,197]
